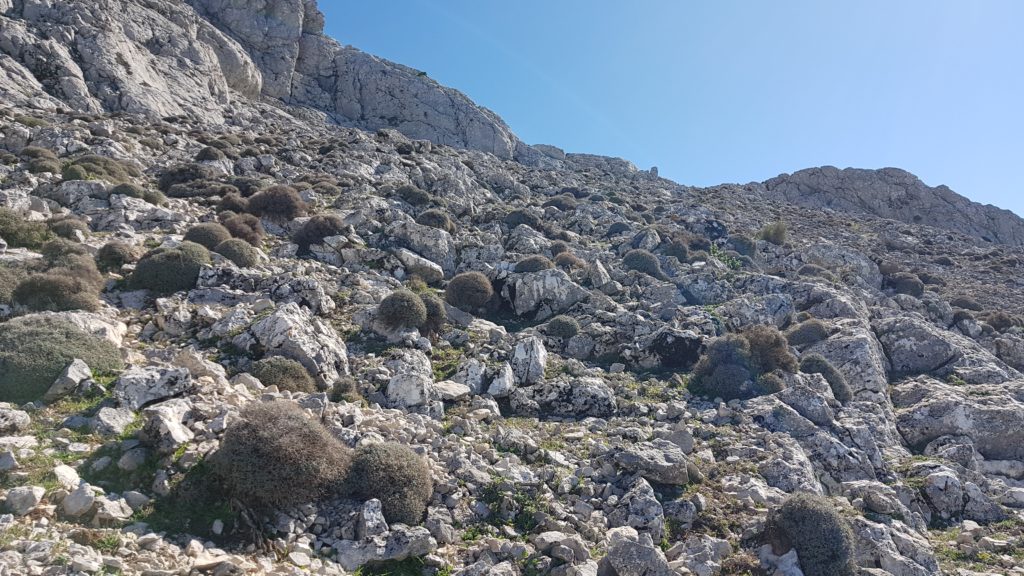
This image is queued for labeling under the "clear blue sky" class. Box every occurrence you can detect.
[321,1,1024,217]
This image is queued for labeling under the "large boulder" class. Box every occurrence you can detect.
[232,302,349,387]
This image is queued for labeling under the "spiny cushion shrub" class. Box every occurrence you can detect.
[221,213,264,246]
[247,185,306,220]
[744,324,798,375]
[515,255,554,273]
[416,209,455,233]
[96,241,141,272]
[623,249,665,280]
[728,234,756,257]
[689,335,758,401]
[250,357,317,393]
[950,296,983,311]
[542,194,577,211]
[0,207,51,249]
[764,493,856,576]
[13,240,103,312]
[19,146,56,161]
[396,184,431,206]
[49,217,89,239]
[12,274,99,313]
[61,155,140,184]
[215,238,261,268]
[983,311,1019,333]
[212,400,350,509]
[346,443,433,525]
[885,272,924,298]
[217,191,249,213]
[662,240,690,262]
[293,214,345,253]
[758,221,788,246]
[184,222,231,251]
[419,292,448,336]
[445,271,493,312]
[28,158,60,174]
[605,222,632,237]
[800,354,853,403]
[195,146,226,162]
[0,316,122,404]
[158,164,218,193]
[110,183,166,205]
[554,252,585,269]
[0,264,28,305]
[785,319,831,347]
[546,315,580,339]
[130,241,211,294]
[378,290,427,330]
[504,209,542,230]
[690,327,797,401]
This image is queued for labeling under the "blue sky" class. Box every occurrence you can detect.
[321,1,1024,217]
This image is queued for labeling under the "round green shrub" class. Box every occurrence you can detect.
[800,353,853,403]
[546,315,579,339]
[130,241,211,294]
[221,213,264,246]
[212,400,350,510]
[346,443,433,525]
[419,292,448,336]
[378,290,427,330]
[758,221,788,246]
[765,493,856,576]
[785,319,831,347]
[744,324,798,375]
[396,184,431,206]
[554,252,585,269]
[184,223,231,251]
[248,185,307,220]
[623,249,665,279]
[214,238,260,268]
[250,357,317,393]
[49,217,89,239]
[515,255,554,273]
[293,214,345,253]
[416,209,455,233]
[445,272,493,312]
[96,241,141,272]
[0,316,122,404]
[0,207,52,249]
[12,274,99,313]
[504,209,542,230]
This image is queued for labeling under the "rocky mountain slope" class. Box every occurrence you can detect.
[763,167,1024,247]
[1,1,1024,576]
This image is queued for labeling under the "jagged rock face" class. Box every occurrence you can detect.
[0,0,531,159]
[0,0,260,121]
[763,166,1024,246]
